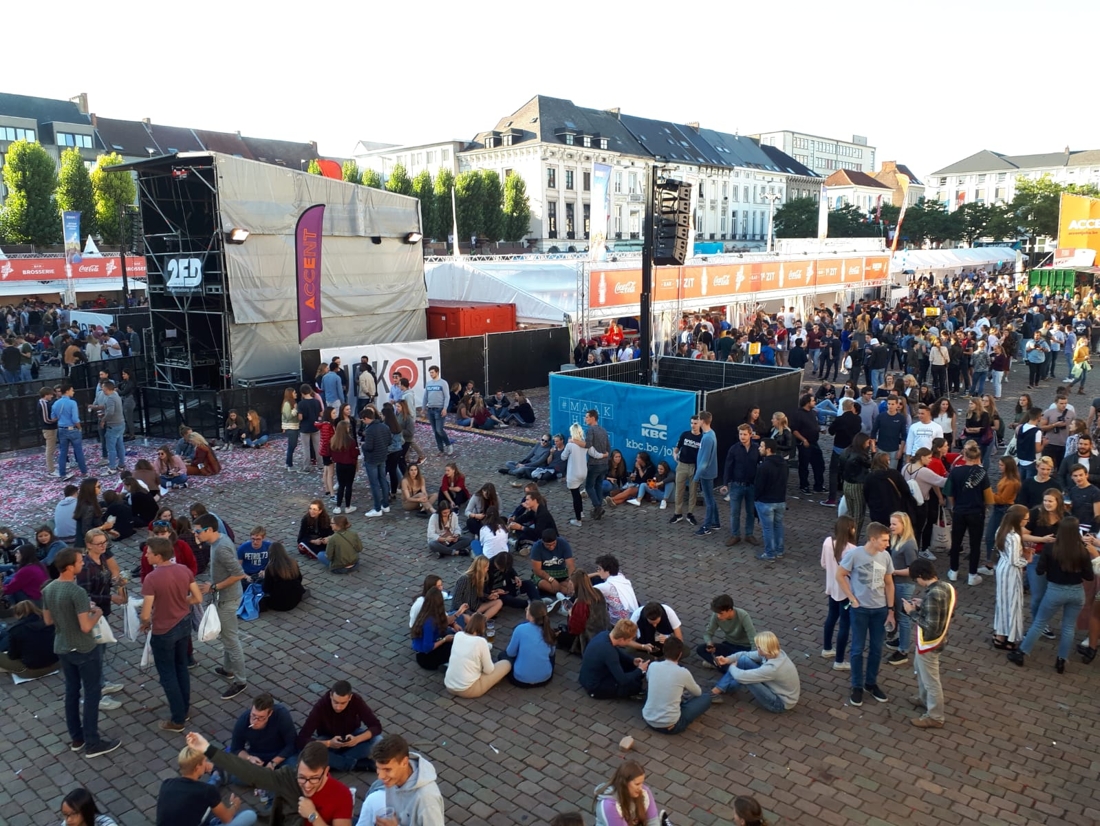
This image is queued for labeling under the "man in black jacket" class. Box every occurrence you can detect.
[721,424,760,547]
[360,408,391,517]
[753,439,789,561]
[826,399,863,507]
[791,394,825,495]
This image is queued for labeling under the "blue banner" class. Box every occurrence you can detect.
[63,211,82,266]
[549,373,697,468]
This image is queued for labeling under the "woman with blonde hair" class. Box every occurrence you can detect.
[451,555,503,619]
[885,511,919,667]
[563,422,605,528]
[242,409,269,448]
[992,504,1029,649]
[281,386,300,470]
[770,412,795,464]
[184,431,220,477]
[443,613,511,698]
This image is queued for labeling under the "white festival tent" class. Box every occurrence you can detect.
[890,246,1019,274]
[425,260,579,325]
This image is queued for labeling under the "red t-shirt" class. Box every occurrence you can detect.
[307,776,353,825]
[141,563,195,634]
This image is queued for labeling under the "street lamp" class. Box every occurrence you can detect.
[763,189,783,253]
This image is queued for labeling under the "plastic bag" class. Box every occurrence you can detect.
[140,632,153,668]
[198,602,222,642]
[124,596,143,642]
[92,614,117,644]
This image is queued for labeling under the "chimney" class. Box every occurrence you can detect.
[882,161,897,171]
[686,121,700,132]
[310,140,318,152]
[1065,145,1071,155]
[89,113,98,127]
[70,93,89,115]
[607,107,620,118]
[142,117,151,125]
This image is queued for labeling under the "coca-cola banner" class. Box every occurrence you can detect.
[0,256,147,282]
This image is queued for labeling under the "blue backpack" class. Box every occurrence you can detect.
[236,581,264,621]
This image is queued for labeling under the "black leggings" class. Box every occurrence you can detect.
[415,641,452,670]
[569,486,583,519]
[1028,361,1043,387]
[386,451,403,495]
[335,462,356,507]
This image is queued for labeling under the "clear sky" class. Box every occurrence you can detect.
[9,0,1096,180]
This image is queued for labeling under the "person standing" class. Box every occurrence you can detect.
[945,443,992,585]
[825,399,862,507]
[356,357,377,415]
[52,381,88,480]
[141,536,203,732]
[99,381,126,472]
[670,415,701,526]
[297,383,323,470]
[721,424,760,547]
[791,393,826,495]
[583,409,611,520]
[41,548,121,757]
[280,387,300,471]
[38,386,59,477]
[1024,330,1049,390]
[423,365,454,456]
[360,407,391,518]
[903,558,956,729]
[693,411,720,536]
[195,515,249,700]
[117,367,138,439]
[753,438,789,561]
[321,359,345,411]
[836,521,897,707]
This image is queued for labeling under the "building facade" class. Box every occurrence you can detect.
[0,92,101,201]
[929,148,1100,210]
[753,130,876,177]
[353,140,465,183]
[822,169,893,214]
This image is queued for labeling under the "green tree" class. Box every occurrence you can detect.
[90,153,137,246]
[480,170,504,242]
[1010,174,1100,239]
[954,202,993,246]
[410,170,435,238]
[0,139,59,245]
[307,159,323,176]
[826,203,875,238]
[984,203,1020,243]
[502,172,532,242]
[772,196,817,238]
[432,168,455,241]
[385,163,413,196]
[454,170,484,240]
[56,147,97,239]
[362,168,383,189]
[341,160,361,184]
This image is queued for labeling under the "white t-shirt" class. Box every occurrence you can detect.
[479,525,509,559]
[408,596,425,628]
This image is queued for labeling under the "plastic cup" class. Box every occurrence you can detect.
[378,807,396,822]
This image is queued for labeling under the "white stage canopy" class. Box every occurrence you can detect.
[891,247,1018,273]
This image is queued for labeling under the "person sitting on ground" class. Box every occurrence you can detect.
[642,636,712,734]
[400,463,437,516]
[471,396,507,430]
[499,434,553,478]
[508,490,558,546]
[628,602,684,658]
[444,613,512,698]
[236,527,271,579]
[557,570,611,652]
[3,545,49,605]
[488,551,540,610]
[185,432,220,477]
[602,450,631,498]
[173,424,197,463]
[100,491,135,541]
[530,528,576,597]
[0,600,57,676]
[608,451,657,506]
[53,484,79,543]
[59,787,120,826]
[502,390,536,427]
[154,445,188,494]
[451,556,504,620]
[594,760,660,826]
[258,543,305,613]
[505,599,557,687]
[711,630,801,713]
[488,388,511,419]
[33,525,66,572]
[229,692,297,771]
[221,410,245,449]
[477,508,510,560]
[697,593,758,668]
[243,409,269,448]
[139,521,198,582]
[185,732,353,826]
[580,619,649,699]
[296,679,383,772]
[411,589,465,670]
[319,515,361,574]
[156,743,257,826]
[427,503,472,558]
[631,460,673,509]
[593,554,640,622]
[439,462,470,510]
[409,575,446,628]
[131,460,161,498]
[465,482,500,536]
[71,479,114,549]
[297,499,333,560]
[528,433,567,485]
[355,733,446,826]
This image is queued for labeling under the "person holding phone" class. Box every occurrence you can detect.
[296,679,383,772]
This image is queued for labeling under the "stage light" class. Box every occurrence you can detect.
[404,232,423,244]
[225,228,250,244]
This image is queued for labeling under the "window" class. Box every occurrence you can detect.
[583,204,591,238]
[997,172,1007,182]
[583,171,591,191]
[565,169,574,191]
[564,133,574,146]
[426,150,436,164]
[698,181,705,199]
[599,138,608,150]
[441,148,450,161]
[977,173,986,184]
[503,168,513,179]
[721,213,728,235]
[502,134,512,146]
[721,181,728,198]
[743,186,749,202]
[547,167,556,188]
[547,202,557,238]
[0,126,36,142]
[566,203,575,238]
[614,171,622,193]
[995,187,1006,201]
[583,135,591,148]
[628,172,638,194]
[57,132,93,149]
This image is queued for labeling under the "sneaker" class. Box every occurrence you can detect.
[188,659,198,670]
[967,574,983,586]
[365,510,383,518]
[887,651,909,666]
[98,696,121,711]
[85,738,122,758]
[214,666,235,679]
[445,444,455,456]
[159,486,169,497]
[685,514,697,526]
[755,552,777,561]
[102,683,124,695]
[821,499,838,507]
[947,569,958,581]
[832,661,851,671]
[298,542,319,560]
[919,549,937,560]
[866,684,888,703]
[659,810,672,826]
[849,688,863,706]
[1041,627,1056,640]
[977,566,995,576]
[659,500,667,510]
[344,505,357,514]
[49,470,61,478]
[669,514,684,524]
[884,636,899,651]
[569,518,583,527]
[821,648,835,658]
[911,716,944,729]
[221,682,248,700]
[693,526,713,536]
[332,507,343,514]
[627,498,641,506]
[381,506,391,513]
[158,720,185,732]
[800,487,812,495]
[70,739,85,752]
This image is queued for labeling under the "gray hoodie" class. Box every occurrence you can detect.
[357,753,444,826]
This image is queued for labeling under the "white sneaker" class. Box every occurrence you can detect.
[332,507,342,514]
[98,696,121,711]
[832,661,851,671]
[821,649,835,659]
[569,518,582,527]
[102,683,124,695]
[659,500,667,510]
[344,505,357,514]
[48,470,61,477]
[947,569,958,581]
[365,510,382,518]
[381,506,390,513]
[627,498,641,506]
[159,486,169,497]
[918,549,937,560]
[977,566,995,576]
[968,574,983,586]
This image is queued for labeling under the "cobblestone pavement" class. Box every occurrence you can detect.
[1,374,1098,826]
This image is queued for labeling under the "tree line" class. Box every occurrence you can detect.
[312,161,532,245]
[0,141,136,247]
[773,174,1100,246]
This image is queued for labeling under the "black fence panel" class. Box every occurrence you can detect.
[237,385,287,437]
[703,370,803,479]
[658,357,799,393]
[142,388,186,441]
[486,327,571,392]
[439,336,486,392]
[0,388,96,453]
[564,359,648,386]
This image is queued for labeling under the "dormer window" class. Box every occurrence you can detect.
[502,134,512,147]
[599,138,608,150]
[565,133,574,145]
[583,135,591,148]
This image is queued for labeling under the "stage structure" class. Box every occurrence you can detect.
[114,152,426,390]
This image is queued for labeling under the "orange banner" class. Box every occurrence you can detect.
[0,256,147,282]
[1058,193,1100,259]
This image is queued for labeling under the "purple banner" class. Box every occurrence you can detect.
[295,204,326,344]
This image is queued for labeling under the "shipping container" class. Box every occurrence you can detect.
[426,301,517,339]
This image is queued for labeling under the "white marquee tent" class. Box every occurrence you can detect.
[890,246,1019,274]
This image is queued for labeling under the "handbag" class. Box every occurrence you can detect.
[930,506,951,551]
[236,581,263,622]
[92,614,117,644]
[978,425,995,447]
[907,478,925,505]
[198,601,222,642]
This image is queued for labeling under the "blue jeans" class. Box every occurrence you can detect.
[983,504,1007,562]
[58,428,88,478]
[316,551,359,573]
[970,370,988,397]
[824,597,850,662]
[815,400,838,424]
[160,473,188,489]
[364,462,389,509]
[1026,558,1048,623]
[104,423,125,469]
[715,654,787,713]
[648,694,713,733]
[1068,363,1090,390]
[326,731,382,771]
[728,483,755,537]
[59,646,103,745]
[637,484,668,503]
[243,434,269,447]
[1018,462,1037,484]
[1019,582,1085,659]
[754,501,785,557]
[698,479,719,528]
[849,605,888,689]
[209,810,258,826]
[427,408,451,450]
[285,430,300,468]
[893,581,915,654]
[150,616,191,724]
[585,467,608,510]
[870,368,885,391]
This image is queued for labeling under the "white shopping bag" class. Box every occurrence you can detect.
[124,596,143,642]
[198,602,222,642]
[92,614,117,644]
[140,632,153,668]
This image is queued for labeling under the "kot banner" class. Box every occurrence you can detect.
[318,340,442,397]
[1058,193,1100,259]
[0,256,147,282]
[295,204,326,344]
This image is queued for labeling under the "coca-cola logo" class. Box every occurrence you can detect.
[77,264,99,273]
[712,275,730,286]
[614,281,636,293]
